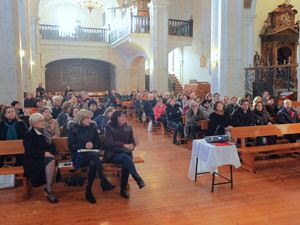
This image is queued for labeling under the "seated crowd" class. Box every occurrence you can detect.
[0,85,299,204]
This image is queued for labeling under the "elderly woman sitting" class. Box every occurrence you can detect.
[39,107,60,138]
[23,113,60,203]
[105,111,145,199]
[68,110,115,204]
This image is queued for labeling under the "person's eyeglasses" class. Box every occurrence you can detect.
[37,120,45,123]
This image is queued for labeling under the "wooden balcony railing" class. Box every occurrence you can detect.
[40,17,193,44]
[168,19,193,37]
[39,24,109,42]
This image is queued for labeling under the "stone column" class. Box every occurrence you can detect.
[242,11,256,93]
[211,0,243,97]
[148,0,170,92]
[19,0,32,93]
[0,0,24,105]
[30,16,38,91]
[297,32,300,100]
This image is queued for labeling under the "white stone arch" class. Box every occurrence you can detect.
[129,56,147,92]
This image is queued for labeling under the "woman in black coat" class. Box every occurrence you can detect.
[252,101,276,145]
[23,113,60,203]
[104,111,145,199]
[207,101,232,136]
[0,106,28,167]
[68,110,115,204]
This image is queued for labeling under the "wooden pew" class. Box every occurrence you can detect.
[0,137,144,200]
[277,100,300,107]
[121,101,132,117]
[231,123,300,173]
[0,140,30,200]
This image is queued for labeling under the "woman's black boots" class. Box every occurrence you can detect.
[85,186,96,204]
[132,173,145,189]
[120,171,130,198]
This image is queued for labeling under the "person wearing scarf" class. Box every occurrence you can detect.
[0,106,28,167]
[23,113,60,203]
[207,101,232,136]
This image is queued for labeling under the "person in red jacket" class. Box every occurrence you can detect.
[153,98,170,132]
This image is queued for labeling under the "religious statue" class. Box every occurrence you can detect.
[260,16,272,34]
[253,51,260,67]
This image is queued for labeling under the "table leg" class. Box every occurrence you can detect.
[230,165,233,189]
[195,157,198,182]
[211,172,215,192]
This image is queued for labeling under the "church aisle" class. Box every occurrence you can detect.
[0,117,300,225]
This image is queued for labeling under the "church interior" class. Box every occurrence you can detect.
[0,0,300,224]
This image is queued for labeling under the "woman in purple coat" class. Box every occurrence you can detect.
[104,111,145,198]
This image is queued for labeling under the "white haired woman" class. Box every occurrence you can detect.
[68,110,115,204]
[23,113,60,203]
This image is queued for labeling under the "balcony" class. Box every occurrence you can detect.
[39,24,109,42]
[110,13,193,44]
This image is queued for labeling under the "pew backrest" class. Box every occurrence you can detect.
[0,140,24,155]
[231,123,300,147]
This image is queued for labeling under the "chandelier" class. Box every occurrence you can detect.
[78,0,104,14]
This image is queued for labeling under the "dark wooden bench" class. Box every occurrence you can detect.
[231,123,300,173]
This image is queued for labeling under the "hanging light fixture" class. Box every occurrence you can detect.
[78,0,104,14]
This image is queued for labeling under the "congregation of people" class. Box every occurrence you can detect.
[1,83,299,204]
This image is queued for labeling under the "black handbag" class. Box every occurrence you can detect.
[111,147,132,155]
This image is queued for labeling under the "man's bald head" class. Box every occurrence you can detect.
[284,99,292,110]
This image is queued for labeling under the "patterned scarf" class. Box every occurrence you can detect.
[35,127,52,145]
[4,121,18,140]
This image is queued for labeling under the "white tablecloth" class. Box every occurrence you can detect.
[188,139,241,180]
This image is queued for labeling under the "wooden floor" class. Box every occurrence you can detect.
[1,118,300,225]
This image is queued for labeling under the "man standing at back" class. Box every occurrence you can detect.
[36,83,46,97]
[277,99,300,143]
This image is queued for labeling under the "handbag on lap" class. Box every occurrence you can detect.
[111,147,132,155]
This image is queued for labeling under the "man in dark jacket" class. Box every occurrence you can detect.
[24,93,35,108]
[231,99,252,127]
[277,99,300,143]
[51,96,62,119]
[166,99,185,145]
[185,101,205,139]
[36,83,46,97]
[88,100,103,120]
